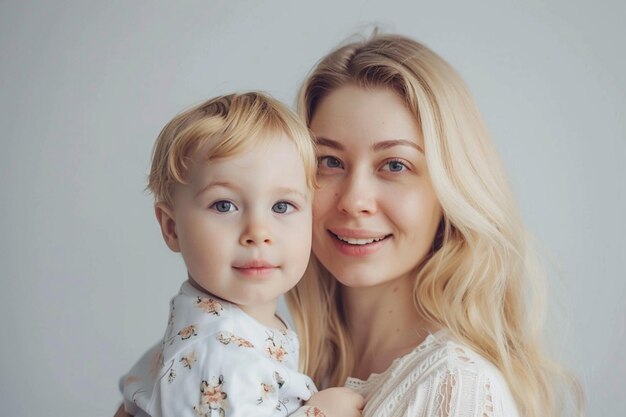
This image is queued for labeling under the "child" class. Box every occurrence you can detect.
[120,92,363,417]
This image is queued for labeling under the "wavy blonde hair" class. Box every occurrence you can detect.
[147,91,316,204]
[287,33,583,417]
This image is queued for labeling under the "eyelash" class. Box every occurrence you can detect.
[210,200,237,213]
[317,156,343,169]
[272,201,297,214]
[381,159,409,173]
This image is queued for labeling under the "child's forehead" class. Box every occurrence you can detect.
[192,130,300,162]
[169,123,316,201]
[187,138,309,185]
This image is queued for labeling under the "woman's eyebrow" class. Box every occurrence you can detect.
[314,137,345,151]
[372,139,424,154]
[315,136,424,154]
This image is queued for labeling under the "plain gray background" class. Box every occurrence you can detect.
[1,0,624,415]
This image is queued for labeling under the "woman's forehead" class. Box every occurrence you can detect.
[310,86,423,150]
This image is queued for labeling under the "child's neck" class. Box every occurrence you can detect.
[186,279,284,330]
[237,302,285,331]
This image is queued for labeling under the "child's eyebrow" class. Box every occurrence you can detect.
[195,181,238,198]
[195,182,309,201]
[275,187,310,201]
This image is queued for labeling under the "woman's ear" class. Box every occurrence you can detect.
[155,202,181,252]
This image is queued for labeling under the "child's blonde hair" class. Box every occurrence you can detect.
[289,33,583,417]
[148,91,316,204]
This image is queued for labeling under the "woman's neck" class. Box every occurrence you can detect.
[342,274,437,380]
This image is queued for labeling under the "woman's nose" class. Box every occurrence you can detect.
[336,172,377,216]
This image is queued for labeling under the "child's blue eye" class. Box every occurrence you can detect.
[210,200,237,213]
[318,156,343,169]
[272,201,294,214]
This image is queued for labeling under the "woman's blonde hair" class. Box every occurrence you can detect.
[288,33,582,417]
[147,91,316,204]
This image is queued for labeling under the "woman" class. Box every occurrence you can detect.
[286,33,581,417]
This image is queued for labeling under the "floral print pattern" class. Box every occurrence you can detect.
[264,331,288,362]
[194,375,228,417]
[180,351,197,369]
[258,382,275,404]
[217,331,255,348]
[196,296,223,315]
[179,325,199,340]
[274,371,285,389]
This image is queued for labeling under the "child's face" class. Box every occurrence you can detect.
[160,134,312,312]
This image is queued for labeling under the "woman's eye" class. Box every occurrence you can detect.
[210,200,237,213]
[272,201,295,214]
[317,156,343,169]
[382,160,408,172]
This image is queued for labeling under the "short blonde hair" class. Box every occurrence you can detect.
[147,91,316,204]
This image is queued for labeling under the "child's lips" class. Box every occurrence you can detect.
[234,259,276,269]
[232,260,279,276]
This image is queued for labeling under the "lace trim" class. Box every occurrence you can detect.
[482,382,494,417]
[344,330,443,388]
[434,371,457,417]
[454,346,475,364]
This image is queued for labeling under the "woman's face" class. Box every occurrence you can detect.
[309,85,442,289]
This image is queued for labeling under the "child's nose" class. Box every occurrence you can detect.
[240,218,272,246]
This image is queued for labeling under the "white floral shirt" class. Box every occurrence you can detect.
[121,281,319,417]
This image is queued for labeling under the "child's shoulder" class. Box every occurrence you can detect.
[161,282,236,357]
[174,281,233,323]
[160,281,301,369]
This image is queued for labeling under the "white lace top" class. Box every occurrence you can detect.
[344,330,520,417]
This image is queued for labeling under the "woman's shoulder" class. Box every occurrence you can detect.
[393,330,516,400]
[349,331,521,417]
[363,330,520,417]
[408,330,506,379]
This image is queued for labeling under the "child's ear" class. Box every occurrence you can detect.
[155,202,181,252]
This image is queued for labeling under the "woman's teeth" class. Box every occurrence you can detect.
[336,236,386,245]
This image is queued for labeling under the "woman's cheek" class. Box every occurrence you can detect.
[312,185,337,219]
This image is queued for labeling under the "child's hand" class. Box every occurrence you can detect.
[305,387,364,417]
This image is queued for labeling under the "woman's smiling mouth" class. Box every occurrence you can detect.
[335,234,388,245]
[328,230,391,256]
